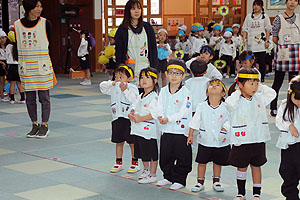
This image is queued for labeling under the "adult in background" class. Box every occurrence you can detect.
[15,0,54,138]
[115,0,158,84]
[270,0,300,117]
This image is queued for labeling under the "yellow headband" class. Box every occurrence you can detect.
[238,73,259,79]
[141,71,158,79]
[289,89,295,96]
[210,80,227,93]
[167,64,185,73]
[120,65,133,78]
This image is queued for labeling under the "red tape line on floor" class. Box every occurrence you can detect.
[21,152,210,200]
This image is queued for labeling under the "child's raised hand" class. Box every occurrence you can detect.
[160,117,168,124]
[119,82,128,91]
[289,124,299,138]
[112,81,117,86]
[187,135,193,146]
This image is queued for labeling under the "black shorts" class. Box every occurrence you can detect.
[229,142,267,168]
[134,135,158,162]
[0,60,6,76]
[195,144,231,166]
[111,117,134,144]
[79,54,90,70]
[157,59,168,73]
[6,64,20,81]
[183,54,189,62]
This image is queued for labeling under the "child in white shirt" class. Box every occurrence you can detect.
[175,30,192,62]
[209,24,223,62]
[219,31,236,78]
[191,25,208,57]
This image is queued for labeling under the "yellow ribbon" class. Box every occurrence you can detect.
[210,80,227,93]
[289,89,295,96]
[120,65,133,78]
[141,71,157,79]
[238,73,259,79]
[167,64,185,73]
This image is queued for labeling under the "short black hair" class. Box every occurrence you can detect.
[23,0,43,17]
[115,64,134,78]
[167,59,187,73]
[200,45,215,57]
[239,51,255,62]
[190,59,207,76]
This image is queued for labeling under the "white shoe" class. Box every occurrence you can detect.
[231,74,235,77]
[234,194,246,200]
[212,182,224,192]
[16,100,26,104]
[139,169,150,179]
[253,194,262,200]
[9,100,15,104]
[80,80,91,85]
[0,97,10,102]
[110,163,123,173]
[138,176,157,184]
[170,182,184,190]
[127,164,140,173]
[191,182,205,192]
[225,75,229,79]
[223,73,227,77]
[157,179,172,186]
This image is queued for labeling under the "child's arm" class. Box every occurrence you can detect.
[224,89,241,112]
[258,84,276,106]
[185,57,197,71]
[208,63,223,80]
[209,37,216,46]
[134,97,158,123]
[99,80,115,95]
[191,39,200,55]
[175,42,180,51]
[187,128,194,145]
[122,83,139,104]
[165,43,172,56]
[187,104,202,145]
[167,94,192,123]
[232,45,236,60]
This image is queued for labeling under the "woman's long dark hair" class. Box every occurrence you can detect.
[228,67,259,96]
[23,0,43,18]
[139,67,160,93]
[283,75,300,123]
[121,0,143,30]
[252,0,265,19]
[80,30,91,51]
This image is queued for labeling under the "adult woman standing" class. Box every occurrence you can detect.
[270,0,300,116]
[115,0,158,84]
[15,0,54,138]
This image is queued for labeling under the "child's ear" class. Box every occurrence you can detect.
[165,71,168,77]
[182,73,187,79]
[209,55,213,60]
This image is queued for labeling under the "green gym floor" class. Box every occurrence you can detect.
[0,72,290,200]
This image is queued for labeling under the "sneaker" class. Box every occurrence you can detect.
[80,80,91,85]
[225,75,229,79]
[231,74,235,77]
[127,164,140,173]
[138,175,157,184]
[0,97,10,102]
[170,182,184,190]
[9,100,15,104]
[35,124,50,139]
[270,109,277,117]
[157,179,172,186]
[110,163,123,173]
[212,182,224,192]
[17,100,26,104]
[139,169,150,179]
[234,194,246,200]
[253,194,262,200]
[26,123,40,138]
[191,182,205,192]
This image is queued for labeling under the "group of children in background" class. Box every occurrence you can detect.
[0,27,25,104]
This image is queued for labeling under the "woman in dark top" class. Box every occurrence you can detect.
[115,0,158,84]
[15,0,53,138]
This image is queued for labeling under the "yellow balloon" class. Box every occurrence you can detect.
[98,55,109,64]
[104,46,116,57]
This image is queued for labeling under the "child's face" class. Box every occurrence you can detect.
[240,59,255,68]
[0,36,7,45]
[253,4,262,13]
[179,36,185,42]
[233,27,239,34]
[225,37,232,43]
[286,0,299,10]
[158,32,167,43]
[140,74,156,90]
[115,72,132,83]
[165,68,186,85]
[238,79,259,98]
[291,95,300,108]
[109,37,115,45]
[207,81,225,98]
[198,30,204,38]
[200,51,213,63]
[213,29,220,36]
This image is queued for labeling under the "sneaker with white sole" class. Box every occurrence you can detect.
[139,169,150,179]
[191,182,205,192]
[212,182,224,192]
[110,163,123,173]
[225,75,230,79]
[253,194,262,200]
[35,124,50,138]
[26,123,40,138]
[157,179,172,186]
[234,194,246,200]
[127,164,140,173]
[138,176,157,184]
[9,100,15,104]
[80,80,91,85]
[170,182,184,190]
[17,100,26,104]
[0,97,10,102]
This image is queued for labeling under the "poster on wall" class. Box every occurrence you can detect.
[267,0,286,9]
[167,18,184,32]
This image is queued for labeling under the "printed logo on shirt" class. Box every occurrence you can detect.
[254,33,266,44]
[250,21,261,29]
[283,34,291,44]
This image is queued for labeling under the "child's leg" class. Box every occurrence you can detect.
[116,142,125,159]
[197,164,206,185]
[9,81,16,101]
[226,65,230,76]
[213,163,222,183]
[159,134,176,182]
[236,167,248,196]
[250,165,262,196]
[85,69,91,80]
[161,72,166,87]
[150,160,158,175]
[0,76,4,98]
[16,82,25,101]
